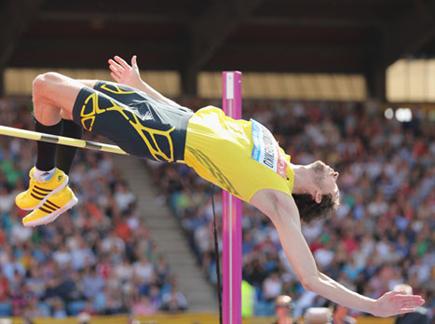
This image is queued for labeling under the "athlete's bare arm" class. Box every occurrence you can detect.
[250,190,425,318]
[107,55,181,108]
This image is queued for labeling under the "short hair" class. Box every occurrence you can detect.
[275,295,292,308]
[292,193,336,223]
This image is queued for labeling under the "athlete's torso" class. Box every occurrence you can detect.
[183,106,294,203]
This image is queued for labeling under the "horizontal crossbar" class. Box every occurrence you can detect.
[0,125,128,155]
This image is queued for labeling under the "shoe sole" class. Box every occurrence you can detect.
[23,195,78,227]
[18,175,69,211]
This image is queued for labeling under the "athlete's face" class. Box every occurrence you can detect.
[311,161,340,202]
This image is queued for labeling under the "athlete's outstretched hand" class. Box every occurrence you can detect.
[372,291,425,317]
[108,55,142,88]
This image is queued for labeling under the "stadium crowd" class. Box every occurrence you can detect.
[0,99,187,318]
[150,99,434,318]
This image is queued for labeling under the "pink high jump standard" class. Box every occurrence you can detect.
[222,71,243,324]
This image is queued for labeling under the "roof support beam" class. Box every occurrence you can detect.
[188,0,264,71]
[180,68,198,98]
[365,63,386,101]
[180,0,263,95]
[364,30,387,101]
[0,0,45,68]
[0,69,4,97]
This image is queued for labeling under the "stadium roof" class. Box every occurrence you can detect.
[1,0,435,97]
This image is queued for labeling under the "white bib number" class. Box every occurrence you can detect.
[251,119,287,178]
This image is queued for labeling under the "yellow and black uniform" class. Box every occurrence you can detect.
[72,81,193,162]
[185,106,294,202]
[72,83,294,203]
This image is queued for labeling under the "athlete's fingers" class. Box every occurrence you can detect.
[392,294,425,304]
[400,300,423,308]
[131,55,138,68]
[110,69,121,78]
[110,72,118,81]
[109,62,124,75]
[397,307,418,314]
[108,58,122,69]
[110,72,120,82]
[108,58,124,71]
[108,64,121,76]
[108,59,124,73]
[114,55,131,69]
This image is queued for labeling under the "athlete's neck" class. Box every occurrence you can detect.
[291,164,316,195]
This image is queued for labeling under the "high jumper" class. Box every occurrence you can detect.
[13,56,424,318]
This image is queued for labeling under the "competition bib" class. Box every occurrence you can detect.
[251,119,287,178]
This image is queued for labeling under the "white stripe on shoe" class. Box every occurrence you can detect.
[19,175,69,211]
[23,195,78,227]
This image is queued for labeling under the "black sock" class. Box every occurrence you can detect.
[55,120,83,175]
[35,119,62,171]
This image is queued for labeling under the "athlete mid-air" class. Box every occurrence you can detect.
[15,55,425,317]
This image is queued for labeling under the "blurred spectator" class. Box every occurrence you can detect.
[160,290,188,313]
[77,312,91,324]
[263,273,283,302]
[273,295,294,324]
[333,305,356,324]
[131,296,157,316]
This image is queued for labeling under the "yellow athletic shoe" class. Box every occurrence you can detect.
[22,185,78,227]
[15,167,68,211]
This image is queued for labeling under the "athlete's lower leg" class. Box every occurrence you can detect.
[55,120,83,175]
[54,81,96,174]
[32,74,63,180]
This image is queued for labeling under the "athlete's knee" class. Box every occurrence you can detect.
[33,72,67,96]
[32,74,46,96]
[32,73,64,118]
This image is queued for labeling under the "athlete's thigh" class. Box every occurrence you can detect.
[72,82,188,161]
[71,85,153,158]
[92,81,149,105]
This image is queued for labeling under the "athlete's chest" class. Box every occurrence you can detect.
[250,119,288,180]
